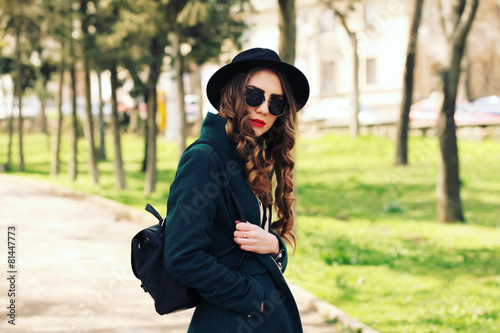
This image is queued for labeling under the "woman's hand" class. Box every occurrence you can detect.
[234,221,280,256]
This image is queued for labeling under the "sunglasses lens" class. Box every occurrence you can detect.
[245,89,265,108]
[269,99,289,116]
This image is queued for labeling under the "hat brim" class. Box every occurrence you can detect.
[207,59,309,112]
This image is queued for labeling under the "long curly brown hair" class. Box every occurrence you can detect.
[217,67,298,249]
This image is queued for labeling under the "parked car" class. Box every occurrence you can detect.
[409,98,500,126]
[469,95,500,115]
[301,97,397,125]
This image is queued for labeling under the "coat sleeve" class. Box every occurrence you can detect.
[269,229,288,273]
[164,147,264,315]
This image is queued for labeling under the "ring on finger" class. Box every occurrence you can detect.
[244,233,247,238]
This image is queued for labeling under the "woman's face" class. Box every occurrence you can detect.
[245,69,283,137]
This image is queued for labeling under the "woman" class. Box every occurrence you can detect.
[164,48,310,333]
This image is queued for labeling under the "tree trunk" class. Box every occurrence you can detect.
[192,63,203,136]
[83,66,99,184]
[350,33,360,138]
[172,30,187,160]
[6,96,14,171]
[1,76,12,170]
[278,0,298,227]
[69,62,78,181]
[81,0,99,184]
[15,28,24,172]
[110,64,126,190]
[140,73,149,173]
[436,0,479,223]
[334,8,360,138]
[141,87,149,173]
[144,77,157,195]
[50,51,64,178]
[395,0,424,166]
[142,120,148,172]
[463,45,473,101]
[97,70,106,160]
[39,91,48,134]
[278,0,296,64]
[144,37,161,196]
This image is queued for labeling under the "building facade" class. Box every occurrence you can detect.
[241,0,500,115]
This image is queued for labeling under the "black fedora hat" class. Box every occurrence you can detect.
[206,48,310,112]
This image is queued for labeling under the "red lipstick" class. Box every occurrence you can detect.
[250,119,266,127]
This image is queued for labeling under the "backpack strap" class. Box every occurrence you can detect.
[145,203,165,225]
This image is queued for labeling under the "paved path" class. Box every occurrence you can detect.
[0,175,375,333]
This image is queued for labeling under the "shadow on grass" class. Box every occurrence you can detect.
[297,179,499,227]
[297,181,436,222]
[311,233,499,280]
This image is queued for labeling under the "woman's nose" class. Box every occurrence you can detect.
[255,98,270,114]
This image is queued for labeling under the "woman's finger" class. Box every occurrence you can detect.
[235,221,258,231]
[234,230,252,239]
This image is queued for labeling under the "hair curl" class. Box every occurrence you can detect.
[217,68,298,250]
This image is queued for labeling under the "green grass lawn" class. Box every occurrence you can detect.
[1,131,499,332]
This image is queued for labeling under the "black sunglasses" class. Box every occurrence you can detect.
[245,87,289,117]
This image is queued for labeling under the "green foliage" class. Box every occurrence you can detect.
[0,56,14,74]
[179,0,249,66]
[39,60,57,82]
[1,132,499,332]
[12,62,38,91]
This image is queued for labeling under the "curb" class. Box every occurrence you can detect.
[290,284,380,333]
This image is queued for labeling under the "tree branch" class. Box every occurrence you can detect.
[452,0,479,45]
[334,7,354,37]
[437,0,452,41]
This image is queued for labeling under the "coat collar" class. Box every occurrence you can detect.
[199,112,238,157]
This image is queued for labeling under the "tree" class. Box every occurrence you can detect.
[111,0,189,195]
[96,70,106,160]
[322,0,361,138]
[79,0,99,185]
[177,0,248,155]
[0,56,14,171]
[94,2,127,190]
[11,39,38,173]
[42,0,75,179]
[144,0,189,195]
[171,29,187,160]
[0,0,41,171]
[50,45,65,178]
[394,0,424,166]
[435,0,479,222]
[68,52,78,181]
[109,63,126,189]
[278,0,296,64]
[37,60,57,135]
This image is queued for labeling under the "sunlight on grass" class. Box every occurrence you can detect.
[287,216,500,332]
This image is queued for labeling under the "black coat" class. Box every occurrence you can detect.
[164,112,302,332]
